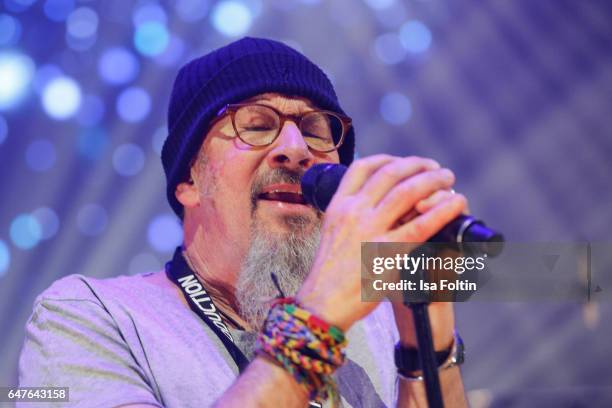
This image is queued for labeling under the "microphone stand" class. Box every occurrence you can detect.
[401,242,444,408]
[403,219,503,407]
[402,239,502,408]
[405,299,444,408]
[402,257,444,408]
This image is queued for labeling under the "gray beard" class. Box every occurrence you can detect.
[235,214,321,335]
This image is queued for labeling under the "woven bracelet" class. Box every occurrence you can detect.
[255,298,347,405]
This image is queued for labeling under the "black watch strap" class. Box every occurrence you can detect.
[394,331,464,372]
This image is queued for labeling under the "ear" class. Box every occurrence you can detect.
[175,177,200,209]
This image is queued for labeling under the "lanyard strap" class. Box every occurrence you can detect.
[166,247,323,408]
[166,247,250,372]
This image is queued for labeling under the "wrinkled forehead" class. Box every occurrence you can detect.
[240,92,320,114]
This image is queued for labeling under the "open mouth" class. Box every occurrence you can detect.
[258,191,306,205]
[257,183,307,205]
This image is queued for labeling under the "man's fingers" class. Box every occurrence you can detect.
[415,190,451,214]
[335,154,395,196]
[375,168,456,228]
[357,157,441,206]
[386,194,467,242]
[416,190,470,215]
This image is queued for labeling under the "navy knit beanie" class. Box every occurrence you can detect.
[162,37,355,218]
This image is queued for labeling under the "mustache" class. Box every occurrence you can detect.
[250,168,305,207]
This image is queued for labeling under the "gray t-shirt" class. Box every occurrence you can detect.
[18,272,399,407]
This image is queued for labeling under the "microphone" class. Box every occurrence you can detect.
[301,163,504,256]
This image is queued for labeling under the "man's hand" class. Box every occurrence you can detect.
[296,155,468,332]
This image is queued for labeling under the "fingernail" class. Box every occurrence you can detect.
[441,168,454,181]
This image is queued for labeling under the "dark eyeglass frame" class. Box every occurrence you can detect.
[213,103,353,153]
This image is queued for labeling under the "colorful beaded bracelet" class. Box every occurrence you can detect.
[255,297,347,405]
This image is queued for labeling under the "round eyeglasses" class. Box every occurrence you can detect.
[215,103,352,153]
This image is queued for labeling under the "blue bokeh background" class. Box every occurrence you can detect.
[1,0,611,406]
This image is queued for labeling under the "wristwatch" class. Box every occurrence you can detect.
[394,330,464,381]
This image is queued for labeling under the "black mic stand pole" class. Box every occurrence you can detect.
[401,246,444,408]
[406,300,444,408]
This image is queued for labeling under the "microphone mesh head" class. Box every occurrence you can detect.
[301,163,347,211]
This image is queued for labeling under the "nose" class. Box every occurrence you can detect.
[266,121,314,171]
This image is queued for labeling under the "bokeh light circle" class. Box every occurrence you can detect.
[98,47,140,85]
[77,203,108,236]
[0,13,22,46]
[41,76,82,119]
[10,214,42,250]
[25,139,56,172]
[399,20,432,53]
[374,33,406,65]
[380,92,412,125]
[66,7,98,39]
[0,51,35,110]
[112,143,145,176]
[31,207,60,240]
[116,87,151,123]
[147,214,182,252]
[211,1,253,37]
[134,21,169,57]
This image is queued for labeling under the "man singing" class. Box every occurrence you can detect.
[19,37,468,407]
